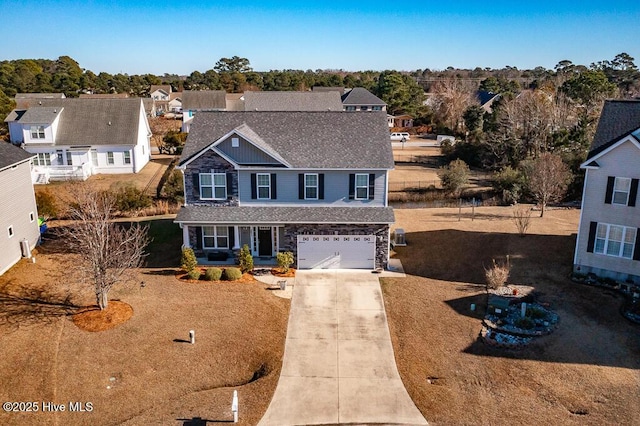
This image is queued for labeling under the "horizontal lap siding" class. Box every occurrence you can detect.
[575,140,640,278]
[0,162,40,275]
[238,170,386,206]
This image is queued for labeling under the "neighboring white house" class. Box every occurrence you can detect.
[4,98,151,184]
[574,99,640,284]
[0,142,40,276]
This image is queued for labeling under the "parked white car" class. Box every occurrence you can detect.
[390,132,410,141]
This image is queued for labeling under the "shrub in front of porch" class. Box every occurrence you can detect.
[223,267,242,281]
[276,251,294,273]
[181,247,198,273]
[187,269,202,280]
[237,244,254,273]
[204,267,223,281]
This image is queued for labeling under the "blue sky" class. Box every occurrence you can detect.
[4,1,639,75]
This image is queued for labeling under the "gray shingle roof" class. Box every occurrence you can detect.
[19,107,61,124]
[182,90,227,110]
[243,91,343,111]
[5,98,145,147]
[174,206,395,224]
[180,111,394,169]
[341,88,386,106]
[0,142,35,170]
[588,99,640,159]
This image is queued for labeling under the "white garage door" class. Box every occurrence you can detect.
[297,235,376,269]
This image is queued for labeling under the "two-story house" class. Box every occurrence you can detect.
[574,99,640,284]
[0,143,40,275]
[174,111,395,269]
[4,98,151,183]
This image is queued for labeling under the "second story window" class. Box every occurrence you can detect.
[30,125,45,139]
[372,106,382,111]
[200,173,227,200]
[612,177,631,205]
[257,173,271,199]
[360,106,369,111]
[355,174,369,199]
[305,173,318,199]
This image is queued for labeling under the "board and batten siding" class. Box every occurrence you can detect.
[0,161,40,275]
[237,170,387,206]
[574,139,640,279]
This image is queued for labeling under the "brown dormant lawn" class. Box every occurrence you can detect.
[385,206,640,425]
[0,224,289,426]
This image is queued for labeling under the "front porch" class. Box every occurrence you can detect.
[195,252,278,267]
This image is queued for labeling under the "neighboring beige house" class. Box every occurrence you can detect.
[0,142,39,275]
[4,98,152,183]
[387,114,414,128]
[574,99,640,284]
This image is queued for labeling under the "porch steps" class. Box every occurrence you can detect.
[35,173,49,184]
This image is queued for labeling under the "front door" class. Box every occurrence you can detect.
[258,227,272,256]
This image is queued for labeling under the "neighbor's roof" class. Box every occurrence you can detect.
[18,107,62,124]
[180,111,394,169]
[15,93,65,99]
[312,86,345,95]
[174,206,395,224]
[341,87,386,106]
[182,90,227,110]
[0,142,35,171]
[150,85,172,94]
[5,98,146,147]
[243,91,343,111]
[79,93,130,99]
[587,99,640,159]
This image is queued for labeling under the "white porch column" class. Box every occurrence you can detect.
[182,224,191,248]
[233,226,240,249]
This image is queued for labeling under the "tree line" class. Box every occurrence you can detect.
[2,53,639,204]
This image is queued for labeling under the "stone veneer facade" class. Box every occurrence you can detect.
[184,153,238,206]
[186,223,391,269]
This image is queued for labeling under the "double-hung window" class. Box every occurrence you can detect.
[200,173,227,200]
[257,173,271,199]
[305,173,318,200]
[612,177,631,205]
[66,151,72,166]
[202,226,228,249]
[595,223,636,259]
[34,153,51,166]
[355,173,369,200]
[107,152,115,165]
[123,151,131,165]
[30,125,45,139]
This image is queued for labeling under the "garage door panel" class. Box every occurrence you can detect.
[297,235,375,269]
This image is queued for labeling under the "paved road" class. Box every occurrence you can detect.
[258,270,428,425]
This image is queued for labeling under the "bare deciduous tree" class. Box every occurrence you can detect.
[57,184,149,310]
[512,205,532,236]
[430,78,476,133]
[527,152,572,217]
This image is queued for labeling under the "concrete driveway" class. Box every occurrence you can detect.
[258,270,427,425]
